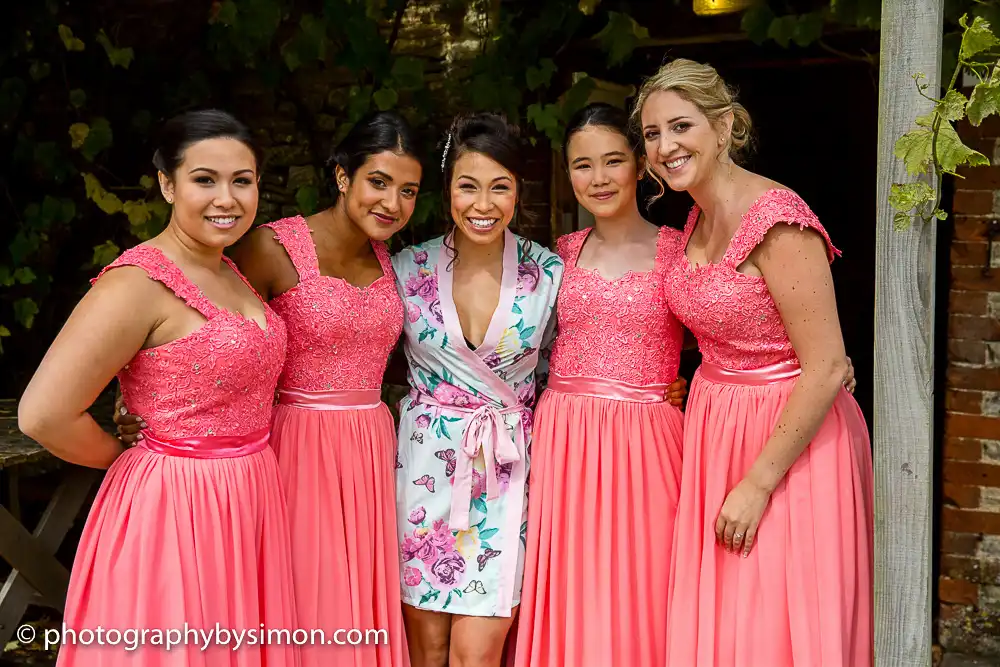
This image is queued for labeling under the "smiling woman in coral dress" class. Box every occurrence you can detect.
[18,110,300,667]
[638,59,874,666]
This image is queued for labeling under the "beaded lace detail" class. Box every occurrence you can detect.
[262,216,404,391]
[93,246,287,438]
[663,188,840,370]
[548,225,685,386]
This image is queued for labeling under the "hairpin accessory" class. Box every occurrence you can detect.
[441,133,452,172]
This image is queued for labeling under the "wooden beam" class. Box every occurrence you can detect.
[874,0,943,662]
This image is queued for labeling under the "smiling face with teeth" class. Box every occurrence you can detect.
[640,90,733,195]
[448,151,518,247]
[158,137,259,249]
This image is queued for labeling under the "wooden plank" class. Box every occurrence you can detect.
[0,505,71,608]
[0,467,98,647]
[874,0,943,663]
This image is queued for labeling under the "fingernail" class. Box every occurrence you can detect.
[137,433,144,440]
[140,422,147,428]
[120,407,127,415]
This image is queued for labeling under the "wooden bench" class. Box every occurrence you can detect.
[0,399,106,648]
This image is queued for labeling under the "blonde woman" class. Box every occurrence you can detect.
[639,60,873,666]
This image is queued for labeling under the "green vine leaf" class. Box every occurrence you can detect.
[527,103,562,144]
[69,123,89,149]
[596,12,649,66]
[741,5,776,45]
[140,175,154,190]
[792,13,825,47]
[58,25,85,51]
[889,181,935,213]
[967,71,1000,125]
[561,75,597,122]
[96,30,134,69]
[960,15,1000,60]
[69,89,87,109]
[29,61,51,81]
[578,0,602,15]
[123,200,151,226]
[80,117,113,161]
[295,185,319,215]
[391,57,425,91]
[917,114,991,174]
[767,15,797,48]
[211,0,239,26]
[13,267,36,285]
[893,127,934,176]
[936,89,968,122]
[526,59,557,91]
[893,211,913,231]
[13,298,39,329]
[91,241,120,268]
[83,173,124,214]
[373,87,398,111]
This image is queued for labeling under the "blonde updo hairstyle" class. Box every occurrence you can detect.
[632,58,753,165]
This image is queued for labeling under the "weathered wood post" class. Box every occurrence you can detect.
[874,0,944,663]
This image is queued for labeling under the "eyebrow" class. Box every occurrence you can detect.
[456,174,513,184]
[571,150,628,165]
[188,167,255,176]
[369,169,419,188]
[642,116,691,131]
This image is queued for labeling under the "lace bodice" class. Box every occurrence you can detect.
[663,188,840,370]
[95,246,287,438]
[547,226,685,386]
[262,216,404,391]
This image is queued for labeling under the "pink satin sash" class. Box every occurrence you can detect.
[546,373,669,403]
[139,427,269,459]
[277,387,382,410]
[698,359,802,385]
[410,390,526,533]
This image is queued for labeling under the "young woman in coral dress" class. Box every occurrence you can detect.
[638,59,873,666]
[392,113,562,667]
[117,111,422,666]
[19,110,300,666]
[514,103,689,667]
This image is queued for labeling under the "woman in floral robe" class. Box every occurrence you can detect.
[391,112,562,666]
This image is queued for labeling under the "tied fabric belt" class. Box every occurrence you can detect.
[698,359,802,385]
[277,387,383,411]
[139,427,269,459]
[410,390,527,532]
[546,373,669,403]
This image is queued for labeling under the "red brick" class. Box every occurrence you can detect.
[948,365,1000,391]
[942,531,982,556]
[945,413,1000,439]
[948,315,1000,341]
[945,437,986,461]
[949,339,987,365]
[954,190,996,215]
[947,389,986,414]
[939,576,980,605]
[958,166,1000,190]
[954,216,994,241]
[939,602,964,622]
[951,267,1000,292]
[952,242,990,268]
[944,460,1000,486]
[944,482,982,508]
[943,507,1000,534]
[950,291,990,316]
[942,553,983,580]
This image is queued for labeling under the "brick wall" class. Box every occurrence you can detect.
[938,111,1000,657]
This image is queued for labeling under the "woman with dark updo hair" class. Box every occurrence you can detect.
[19,109,301,666]
[391,112,562,667]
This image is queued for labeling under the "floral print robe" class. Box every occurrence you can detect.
[391,229,563,617]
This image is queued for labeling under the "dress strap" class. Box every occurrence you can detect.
[653,225,682,273]
[260,216,320,281]
[372,240,396,280]
[723,188,841,268]
[554,229,589,267]
[92,246,221,320]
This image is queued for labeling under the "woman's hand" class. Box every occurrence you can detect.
[665,376,688,407]
[113,390,146,445]
[843,356,856,394]
[715,476,772,558]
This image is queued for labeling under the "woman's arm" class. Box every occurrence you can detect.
[716,224,849,556]
[18,267,162,468]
